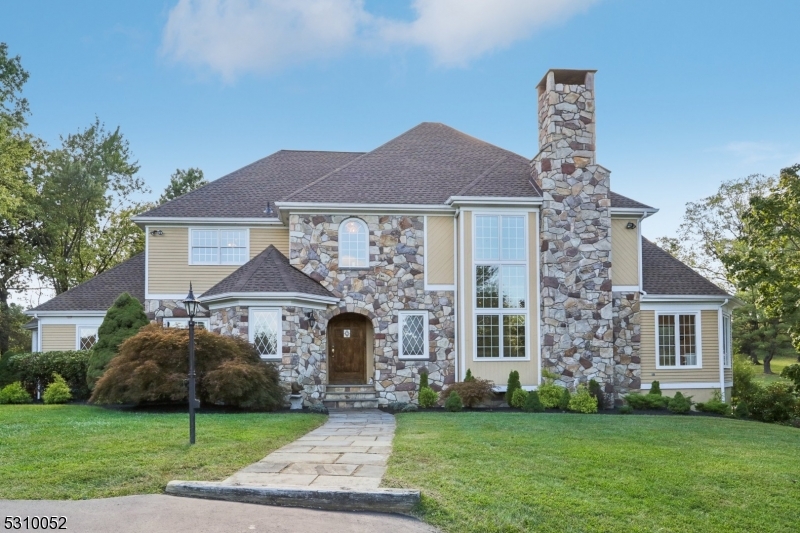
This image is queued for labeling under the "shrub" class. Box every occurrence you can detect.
[734,400,750,419]
[667,391,693,414]
[464,369,474,382]
[419,371,429,391]
[401,403,419,413]
[523,390,544,412]
[538,382,564,409]
[0,350,20,387]
[87,292,149,389]
[0,382,32,404]
[505,370,521,405]
[733,355,758,405]
[695,399,731,416]
[558,387,571,410]
[90,323,284,410]
[588,379,604,410]
[441,378,494,408]
[619,405,634,415]
[43,373,72,404]
[386,402,411,412]
[308,402,328,415]
[649,381,662,396]
[781,364,800,389]
[625,392,669,410]
[7,350,90,400]
[445,391,463,412]
[748,381,798,423]
[418,387,438,408]
[510,388,528,409]
[568,384,598,414]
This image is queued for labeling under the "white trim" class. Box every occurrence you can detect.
[534,211,542,385]
[609,207,659,217]
[637,218,644,291]
[493,385,539,392]
[642,382,723,390]
[133,216,283,226]
[458,209,467,381]
[275,202,455,223]
[642,301,730,312]
[200,291,339,310]
[471,211,531,362]
[31,329,38,353]
[76,325,99,350]
[642,295,732,302]
[338,218,369,269]
[145,225,150,299]
[146,293,190,301]
[654,310,702,370]
[718,305,725,402]
[398,310,429,360]
[249,307,282,361]
[613,285,640,292]
[188,227,250,266]
[447,196,542,208]
[25,310,106,318]
[163,317,211,330]
[452,210,459,382]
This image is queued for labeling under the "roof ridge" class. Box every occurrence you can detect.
[277,149,366,155]
[232,246,276,291]
[454,154,509,196]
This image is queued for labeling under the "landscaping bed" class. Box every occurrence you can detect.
[0,405,325,500]
[383,412,800,533]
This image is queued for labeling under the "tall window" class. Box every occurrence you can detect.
[250,308,281,359]
[657,313,699,368]
[190,229,248,265]
[722,314,732,368]
[78,326,98,350]
[339,219,368,268]
[399,311,428,359]
[475,214,527,359]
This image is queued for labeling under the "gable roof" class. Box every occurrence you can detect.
[641,238,730,297]
[201,245,332,299]
[28,254,145,313]
[610,191,654,210]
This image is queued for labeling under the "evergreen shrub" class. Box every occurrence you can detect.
[43,373,72,404]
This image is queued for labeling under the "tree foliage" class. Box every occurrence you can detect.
[0,303,31,355]
[86,292,149,389]
[159,167,207,204]
[733,291,797,370]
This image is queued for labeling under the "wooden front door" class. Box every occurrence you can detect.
[329,314,367,384]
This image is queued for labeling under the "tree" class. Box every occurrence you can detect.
[159,167,206,204]
[0,303,32,355]
[35,118,149,294]
[723,164,800,352]
[86,292,149,389]
[733,292,797,372]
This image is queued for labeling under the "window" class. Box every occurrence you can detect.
[163,318,209,330]
[399,311,428,359]
[250,308,281,359]
[190,229,248,265]
[722,314,732,368]
[339,219,368,268]
[657,313,700,368]
[474,214,527,359]
[78,326,98,350]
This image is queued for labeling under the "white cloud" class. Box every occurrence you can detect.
[716,141,787,165]
[161,0,596,80]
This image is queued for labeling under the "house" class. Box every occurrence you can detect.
[26,69,736,407]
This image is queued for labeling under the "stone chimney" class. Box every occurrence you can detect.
[530,69,615,397]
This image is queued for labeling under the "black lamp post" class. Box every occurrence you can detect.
[184,283,201,445]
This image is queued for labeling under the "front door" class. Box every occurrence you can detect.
[329,314,367,384]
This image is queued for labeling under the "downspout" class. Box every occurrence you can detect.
[719,298,729,402]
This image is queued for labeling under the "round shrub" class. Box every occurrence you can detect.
[505,370,521,405]
[734,400,750,419]
[90,323,284,410]
[0,382,32,404]
[619,405,634,415]
[441,378,494,408]
[523,390,544,412]
[568,384,598,414]
[537,382,563,409]
[445,390,463,412]
[510,388,528,409]
[43,373,72,404]
[558,387,571,410]
[667,391,693,414]
[418,387,438,408]
[748,382,797,423]
[401,403,419,412]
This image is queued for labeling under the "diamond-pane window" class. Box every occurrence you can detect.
[79,327,98,350]
[251,309,280,359]
[400,312,427,358]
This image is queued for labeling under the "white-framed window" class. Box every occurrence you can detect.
[474,214,528,359]
[78,326,98,350]
[249,308,281,360]
[163,318,209,330]
[190,228,248,265]
[339,218,368,268]
[722,314,732,368]
[656,312,701,368]
[398,311,428,360]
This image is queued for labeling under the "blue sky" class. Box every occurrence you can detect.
[3,0,799,241]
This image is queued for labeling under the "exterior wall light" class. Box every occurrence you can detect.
[626,222,637,230]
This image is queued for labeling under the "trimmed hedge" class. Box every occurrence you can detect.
[5,351,90,399]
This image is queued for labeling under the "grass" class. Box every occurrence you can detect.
[384,412,800,533]
[753,353,798,383]
[0,405,324,500]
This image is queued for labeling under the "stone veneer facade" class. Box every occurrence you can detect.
[612,291,641,403]
[145,298,211,322]
[530,69,639,404]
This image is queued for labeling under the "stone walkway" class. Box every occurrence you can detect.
[222,409,395,490]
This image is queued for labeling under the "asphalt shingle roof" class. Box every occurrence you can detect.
[29,254,145,312]
[202,245,332,299]
[610,191,654,210]
[641,238,730,296]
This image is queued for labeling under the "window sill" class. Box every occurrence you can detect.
[472,357,531,362]
[399,356,430,361]
[655,365,703,370]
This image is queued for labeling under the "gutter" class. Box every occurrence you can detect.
[719,298,729,402]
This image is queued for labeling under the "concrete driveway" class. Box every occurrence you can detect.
[0,495,438,533]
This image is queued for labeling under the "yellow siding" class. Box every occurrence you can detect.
[427,216,455,285]
[147,226,289,295]
[611,217,639,286]
[463,211,540,386]
[41,324,75,352]
[641,310,721,383]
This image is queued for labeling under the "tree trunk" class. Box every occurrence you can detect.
[749,353,761,365]
[0,286,10,355]
[763,353,774,375]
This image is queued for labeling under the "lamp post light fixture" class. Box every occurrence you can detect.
[184,283,201,445]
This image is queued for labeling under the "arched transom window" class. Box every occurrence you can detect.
[339,218,368,268]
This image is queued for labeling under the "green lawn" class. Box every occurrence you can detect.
[384,413,800,533]
[753,353,798,383]
[0,405,324,500]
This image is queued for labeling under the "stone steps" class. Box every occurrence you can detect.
[324,384,378,409]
